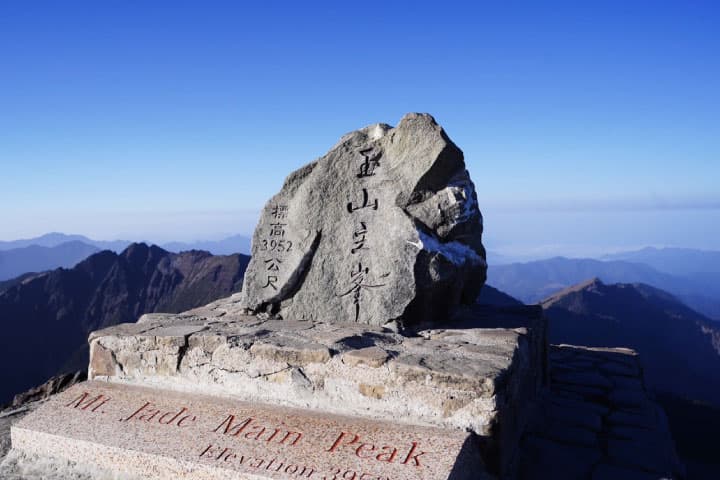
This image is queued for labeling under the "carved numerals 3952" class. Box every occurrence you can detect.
[260,239,293,253]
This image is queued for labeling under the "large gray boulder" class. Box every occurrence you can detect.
[241,113,487,329]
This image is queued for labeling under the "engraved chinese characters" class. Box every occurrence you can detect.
[260,205,292,291]
[241,191,319,308]
[340,147,388,322]
[241,113,487,328]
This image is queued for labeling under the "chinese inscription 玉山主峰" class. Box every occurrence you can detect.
[350,222,368,254]
[357,148,381,178]
[346,188,378,213]
[339,262,386,322]
[260,204,293,291]
[340,147,387,322]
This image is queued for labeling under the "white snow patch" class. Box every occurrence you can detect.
[415,230,486,267]
[448,179,480,224]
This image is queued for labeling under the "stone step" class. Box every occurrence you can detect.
[86,304,547,479]
[11,381,486,480]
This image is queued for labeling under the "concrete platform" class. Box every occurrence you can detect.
[87,294,547,477]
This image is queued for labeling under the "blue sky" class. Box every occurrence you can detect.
[1,1,718,256]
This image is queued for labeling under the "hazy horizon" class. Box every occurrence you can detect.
[3,205,719,262]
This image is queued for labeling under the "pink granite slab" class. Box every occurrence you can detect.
[12,381,484,480]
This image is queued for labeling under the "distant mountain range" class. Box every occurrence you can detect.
[0,243,250,406]
[542,278,720,406]
[602,246,720,276]
[489,256,720,320]
[0,232,131,252]
[0,233,253,282]
[0,232,252,255]
[0,241,100,281]
[484,250,519,265]
[162,234,251,256]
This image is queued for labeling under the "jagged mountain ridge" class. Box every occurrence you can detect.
[0,243,250,405]
[0,272,41,294]
[0,233,252,284]
[542,278,720,406]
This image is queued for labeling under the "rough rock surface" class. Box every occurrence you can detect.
[88,293,545,478]
[518,344,685,479]
[241,113,487,329]
[1,371,87,461]
[7,371,86,409]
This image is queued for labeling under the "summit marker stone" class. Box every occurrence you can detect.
[12,382,485,480]
[241,113,487,328]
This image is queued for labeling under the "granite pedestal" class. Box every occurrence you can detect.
[10,295,546,479]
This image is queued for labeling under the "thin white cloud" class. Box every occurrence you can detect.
[483,196,720,213]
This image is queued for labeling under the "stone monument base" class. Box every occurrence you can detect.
[9,294,547,479]
[86,295,546,477]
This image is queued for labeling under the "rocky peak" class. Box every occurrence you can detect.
[0,246,250,405]
[542,278,720,406]
[241,113,487,329]
[120,242,169,267]
[540,277,605,309]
